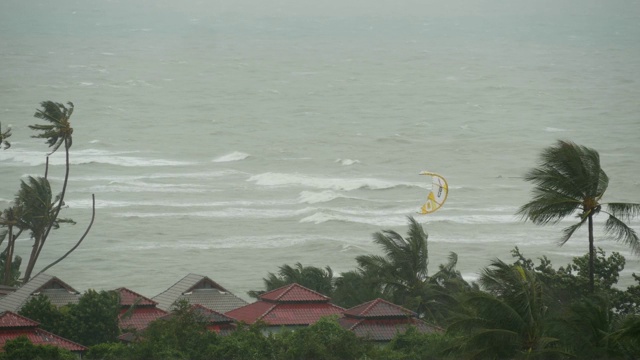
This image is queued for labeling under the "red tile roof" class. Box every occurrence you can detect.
[119,307,168,331]
[116,288,158,307]
[227,301,344,325]
[0,312,39,328]
[343,298,416,318]
[338,317,439,342]
[0,312,87,352]
[259,283,331,303]
[338,299,443,341]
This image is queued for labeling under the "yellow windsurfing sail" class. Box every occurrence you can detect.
[419,171,448,214]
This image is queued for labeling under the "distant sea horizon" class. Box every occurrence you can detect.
[1,0,638,300]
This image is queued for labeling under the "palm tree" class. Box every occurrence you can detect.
[517,140,640,293]
[448,259,566,359]
[248,263,334,298]
[0,207,23,285]
[356,216,430,306]
[0,122,11,150]
[22,101,75,281]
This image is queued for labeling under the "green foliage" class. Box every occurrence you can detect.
[19,290,119,347]
[131,299,219,360]
[248,262,334,299]
[0,336,75,360]
[85,342,131,360]
[0,122,11,150]
[30,101,74,154]
[274,317,374,360]
[386,326,460,360]
[332,269,387,309]
[19,294,66,334]
[0,249,21,286]
[64,289,120,346]
[210,322,275,360]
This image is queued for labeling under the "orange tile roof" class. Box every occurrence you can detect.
[343,298,416,318]
[0,312,87,352]
[119,307,168,331]
[259,283,331,303]
[116,288,158,307]
[226,284,341,326]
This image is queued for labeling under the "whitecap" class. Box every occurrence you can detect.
[335,158,360,166]
[212,151,250,163]
[248,172,420,191]
[544,127,567,132]
[298,190,345,204]
[116,207,315,219]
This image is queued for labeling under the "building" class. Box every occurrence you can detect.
[225,283,344,332]
[0,273,80,312]
[159,304,236,335]
[338,298,443,342]
[0,311,87,355]
[116,287,168,332]
[152,273,247,314]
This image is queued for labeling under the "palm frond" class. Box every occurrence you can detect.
[604,215,640,255]
[605,202,640,221]
[559,216,588,246]
[517,192,581,225]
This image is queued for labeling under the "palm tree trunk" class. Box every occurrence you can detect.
[24,139,71,282]
[3,226,13,285]
[588,214,595,293]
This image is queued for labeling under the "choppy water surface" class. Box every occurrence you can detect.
[1,0,639,299]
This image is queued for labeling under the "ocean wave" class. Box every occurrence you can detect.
[128,234,329,250]
[300,211,521,226]
[81,182,210,194]
[55,170,243,182]
[0,148,194,167]
[116,207,315,219]
[544,127,567,132]
[335,158,360,166]
[298,190,349,204]
[65,198,297,209]
[248,172,423,191]
[212,151,250,163]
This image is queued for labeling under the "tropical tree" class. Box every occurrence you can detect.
[0,207,23,285]
[449,259,567,359]
[517,140,640,293]
[0,122,11,150]
[248,262,334,298]
[355,216,469,321]
[22,101,75,281]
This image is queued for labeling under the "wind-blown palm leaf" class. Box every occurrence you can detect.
[30,101,74,154]
[559,216,588,246]
[0,122,11,150]
[606,202,640,220]
[604,215,640,255]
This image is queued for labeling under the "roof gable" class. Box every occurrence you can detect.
[344,298,416,319]
[0,273,79,312]
[0,311,39,328]
[116,288,157,307]
[259,283,330,303]
[152,274,245,313]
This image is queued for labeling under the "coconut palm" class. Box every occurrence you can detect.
[17,176,74,281]
[0,122,11,150]
[0,207,23,285]
[517,140,640,293]
[22,101,75,281]
[356,216,430,306]
[448,259,566,359]
[248,262,334,298]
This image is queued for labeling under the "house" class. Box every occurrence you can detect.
[0,273,80,312]
[225,283,344,332]
[152,273,247,314]
[160,304,236,335]
[0,311,87,355]
[116,287,168,332]
[338,298,443,342]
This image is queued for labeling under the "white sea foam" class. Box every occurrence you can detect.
[56,170,242,183]
[0,148,194,167]
[335,158,360,166]
[298,190,346,204]
[212,151,250,163]
[65,198,297,209]
[300,211,520,226]
[116,207,315,219]
[248,172,421,191]
[544,127,567,132]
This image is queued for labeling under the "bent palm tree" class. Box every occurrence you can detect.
[517,140,640,293]
[356,216,429,306]
[449,260,565,359]
[0,122,11,150]
[23,101,75,281]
